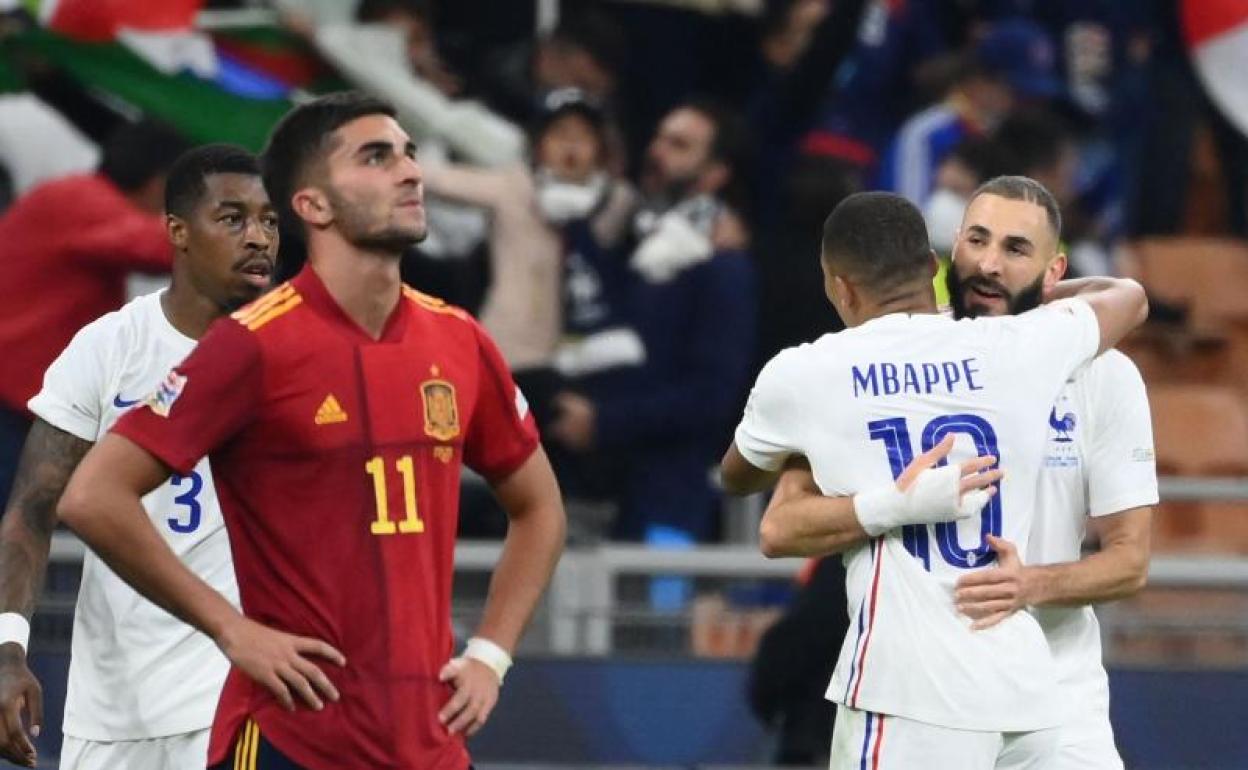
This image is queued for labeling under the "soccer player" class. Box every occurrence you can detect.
[720,190,1148,768]
[57,92,567,770]
[0,144,277,768]
[764,176,1155,768]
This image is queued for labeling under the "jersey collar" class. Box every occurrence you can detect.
[291,264,410,343]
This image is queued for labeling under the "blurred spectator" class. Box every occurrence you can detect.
[745,0,869,236]
[549,100,756,555]
[748,555,849,766]
[0,94,99,200]
[302,0,525,167]
[923,136,1015,254]
[878,18,1060,204]
[0,118,188,508]
[355,0,462,97]
[798,0,954,189]
[480,7,628,142]
[422,88,636,376]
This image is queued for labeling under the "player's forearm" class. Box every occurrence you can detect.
[57,483,240,643]
[475,501,565,651]
[0,421,92,617]
[759,495,869,558]
[1024,542,1149,607]
[475,451,567,651]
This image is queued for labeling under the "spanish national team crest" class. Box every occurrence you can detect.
[421,379,460,441]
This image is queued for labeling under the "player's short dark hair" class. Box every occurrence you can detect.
[969,175,1062,240]
[164,144,261,218]
[821,192,932,294]
[98,118,192,193]
[260,91,397,232]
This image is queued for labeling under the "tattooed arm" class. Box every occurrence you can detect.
[0,419,92,767]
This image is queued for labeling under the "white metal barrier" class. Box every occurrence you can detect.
[43,476,1248,655]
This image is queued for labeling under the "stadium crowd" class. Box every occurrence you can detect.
[0,0,1243,553]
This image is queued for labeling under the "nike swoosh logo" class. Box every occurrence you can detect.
[113,395,142,408]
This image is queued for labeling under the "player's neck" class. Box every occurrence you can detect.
[863,285,938,321]
[308,248,402,340]
[162,278,222,340]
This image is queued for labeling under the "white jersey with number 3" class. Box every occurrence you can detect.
[27,291,236,741]
[734,300,1101,732]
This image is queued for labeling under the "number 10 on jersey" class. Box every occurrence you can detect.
[366,455,425,535]
[867,414,1002,570]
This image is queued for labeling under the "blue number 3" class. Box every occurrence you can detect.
[168,471,203,533]
[867,413,1002,570]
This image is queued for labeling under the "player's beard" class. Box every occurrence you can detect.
[330,189,426,255]
[946,267,1044,319]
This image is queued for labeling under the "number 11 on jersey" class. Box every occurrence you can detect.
[867,413,1003,570]
[366,455,425,535]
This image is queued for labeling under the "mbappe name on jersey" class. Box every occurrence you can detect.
[851,357,984,398]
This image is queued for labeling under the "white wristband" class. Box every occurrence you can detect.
[0,613,30,653]
[853,464,983,536]
[463,637,513,685]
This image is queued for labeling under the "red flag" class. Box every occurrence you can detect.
[1184,0,1248,136]
[46,0,204,42]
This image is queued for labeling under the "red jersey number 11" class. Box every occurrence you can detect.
[365,455,426,535]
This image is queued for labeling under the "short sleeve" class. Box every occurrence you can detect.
[1010,298,1101,380]
[1084,353,1159,517]
[112,318,263,475]
[27,315,116,441]
[463,322,540,482]
[733,349,804,472]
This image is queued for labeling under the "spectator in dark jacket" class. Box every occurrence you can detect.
[548,100,756,561]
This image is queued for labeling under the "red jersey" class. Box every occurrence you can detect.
[0,173,170,413]
[113,266,538,770]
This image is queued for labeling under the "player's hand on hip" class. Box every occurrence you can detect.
[854,434,1001,536]
[954,535,1030,630]
[438,657,500,737]
[0,644,41,767]
[216,616,346,712]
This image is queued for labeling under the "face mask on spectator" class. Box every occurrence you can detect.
[534,169,608,224]
[924,187,967,255]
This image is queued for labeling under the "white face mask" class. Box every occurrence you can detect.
[535,171,608,224]
[924,188,968,254]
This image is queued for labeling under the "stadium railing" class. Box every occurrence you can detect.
[41,476,1248,660]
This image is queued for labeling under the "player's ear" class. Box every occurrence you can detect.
[166,214,188,250]
[291,187,332,228]
[1044,251,1068,294]
[929,249,940,278]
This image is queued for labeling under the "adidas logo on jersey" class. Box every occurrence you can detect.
[314,394,348,425]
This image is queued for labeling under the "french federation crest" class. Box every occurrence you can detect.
[1049,406,1076,443]
[421,379,460,441]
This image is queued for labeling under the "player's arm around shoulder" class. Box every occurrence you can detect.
[1047,276,1148,355]
[758,437,1001,559]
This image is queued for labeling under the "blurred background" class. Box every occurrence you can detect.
[2,0,1248,767]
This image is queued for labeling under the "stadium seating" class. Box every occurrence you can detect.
[1149,384,1248,552]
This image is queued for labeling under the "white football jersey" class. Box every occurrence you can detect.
[27,291,237,740]
[1030,350,1158,703]
[735,300,1101,732]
